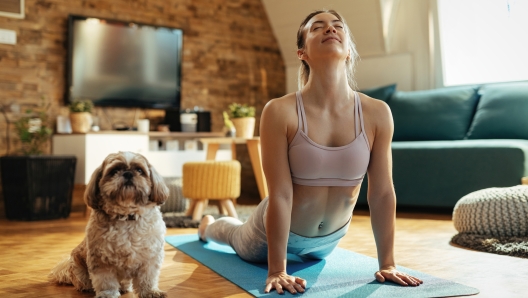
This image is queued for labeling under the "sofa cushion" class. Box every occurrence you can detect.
[389,86,479,141]
[466,81,528,139]
[360,83,396,102]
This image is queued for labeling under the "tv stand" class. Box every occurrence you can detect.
[114,126,132,131]
[52,131,229,184]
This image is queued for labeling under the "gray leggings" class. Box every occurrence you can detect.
[203,197,351,263]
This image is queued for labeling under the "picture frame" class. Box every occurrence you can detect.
[0,0,24,19]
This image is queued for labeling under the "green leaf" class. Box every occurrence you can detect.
[227,103,256,118]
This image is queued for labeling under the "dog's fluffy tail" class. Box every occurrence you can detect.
[48,256,73,285]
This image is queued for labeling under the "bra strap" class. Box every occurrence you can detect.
[295,91,308,134]
[356,91,366,135]
[354,91,360,138]
[356,91,370,150]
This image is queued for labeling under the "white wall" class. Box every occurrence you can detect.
[356,53,413,91]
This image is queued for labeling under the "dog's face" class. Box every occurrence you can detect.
[84,152,168,214]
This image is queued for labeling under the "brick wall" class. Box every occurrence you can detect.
[0,0,285,217]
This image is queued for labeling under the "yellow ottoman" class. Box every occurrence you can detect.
[182,160,241,221]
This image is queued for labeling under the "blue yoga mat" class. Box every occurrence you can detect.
[166,234,479,297]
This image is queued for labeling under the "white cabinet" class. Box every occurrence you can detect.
[52,132,149,184]
[52,131,230,184]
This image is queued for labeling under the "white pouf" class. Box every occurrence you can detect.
[452,185,528,237]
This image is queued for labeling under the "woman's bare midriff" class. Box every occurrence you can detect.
[289,183,361,237]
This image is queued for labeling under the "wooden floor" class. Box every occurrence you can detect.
[0,209,526,298]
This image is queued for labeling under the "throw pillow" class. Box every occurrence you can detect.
[360,83,397,102]
[466,81,528,139]
[389,86,480,141]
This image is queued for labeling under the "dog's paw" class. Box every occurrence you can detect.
[95,289,120,298]
[138,289,167,298]
[119,280,133,294]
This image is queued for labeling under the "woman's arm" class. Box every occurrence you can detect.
[260,97,306,294]
[365,99,422,286]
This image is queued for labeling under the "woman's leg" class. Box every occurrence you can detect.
[198,198,270,263]
[199,215,242,245]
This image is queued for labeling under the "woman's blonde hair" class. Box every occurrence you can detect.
[296,10,359,90]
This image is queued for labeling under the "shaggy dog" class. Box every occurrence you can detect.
[49,151,169,298]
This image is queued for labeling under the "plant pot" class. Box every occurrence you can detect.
[0,155,77,221]
[69,112,92,133]
[231,117,255,138]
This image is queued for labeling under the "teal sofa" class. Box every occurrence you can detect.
[358,81,528,209]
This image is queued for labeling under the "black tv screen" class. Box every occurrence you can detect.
[66,15,183,109]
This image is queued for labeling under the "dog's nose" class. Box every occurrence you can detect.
[123,171,133,180]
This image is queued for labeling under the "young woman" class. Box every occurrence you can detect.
[198,9,423,294]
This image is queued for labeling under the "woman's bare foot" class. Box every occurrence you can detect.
[198,215,215,242]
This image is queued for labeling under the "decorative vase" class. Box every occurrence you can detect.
[231,117,255,138]
[69,112,92,133]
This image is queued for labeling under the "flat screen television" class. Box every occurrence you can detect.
[66,15,183,109]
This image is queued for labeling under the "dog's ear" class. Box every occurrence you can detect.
[84,165,103,209]
[148,163,169,205]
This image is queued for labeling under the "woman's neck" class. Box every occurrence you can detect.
[302,60,352,105]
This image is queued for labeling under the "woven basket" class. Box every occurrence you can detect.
[0,156,77,221]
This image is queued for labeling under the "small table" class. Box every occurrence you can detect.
[199,137,268,200]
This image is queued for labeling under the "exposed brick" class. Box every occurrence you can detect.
[0,0,284,155]
[0,0,285,213]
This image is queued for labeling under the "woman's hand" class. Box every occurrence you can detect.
[375,266,423,286]
[265,272,307,294]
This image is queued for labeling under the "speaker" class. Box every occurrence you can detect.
[164,109,211,132]
[164,109,181,132]
[196,111,211,132]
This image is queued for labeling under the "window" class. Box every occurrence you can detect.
[437,0,528,86]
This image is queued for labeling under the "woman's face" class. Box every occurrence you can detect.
[299,13,349,63]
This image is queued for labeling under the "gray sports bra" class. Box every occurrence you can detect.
[288,91,371,186]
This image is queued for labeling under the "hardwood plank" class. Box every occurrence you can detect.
[0,210,526,297]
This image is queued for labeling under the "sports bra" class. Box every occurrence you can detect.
[288,91,371,187]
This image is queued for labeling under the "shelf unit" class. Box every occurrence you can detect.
[52,131,231,184]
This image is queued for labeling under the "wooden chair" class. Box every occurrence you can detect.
[182,160,241,221]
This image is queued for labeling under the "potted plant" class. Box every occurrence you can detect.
[0,100,77,221]
[69,99,93,133]
[13,103,53,155]
[227,103,256,138]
